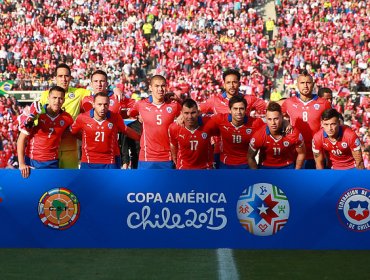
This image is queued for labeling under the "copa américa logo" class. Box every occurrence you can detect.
[38,188,80,230]
[237,183,290,236]
[337,188,370,232]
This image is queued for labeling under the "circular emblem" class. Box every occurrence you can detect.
[201,132,207,139]
[314,104,320,110]
[68,93,75,99]
[246,129,252,134]
[337,188,370,232]
[341,142,348,148]
[237,183,290,236]
[38,188,80,230]
[355,138,361,147]
[166,107,173,113]
[108,123,113,129]
[283,141,289,147]
[60,120,65,127]
[110,99,114,106]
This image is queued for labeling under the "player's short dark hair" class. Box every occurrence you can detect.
[49,85,66,96]
[150,75,166,84]
[267,101,282,114]
[91,70,108,81]
[55,63,71,76]
[321,108,342,121]
[222,69,241,81]
[318,87,333,98]
[93,92,109,101]
[229,95,247,109]
[298,69,313,81]
[182,98,198,109]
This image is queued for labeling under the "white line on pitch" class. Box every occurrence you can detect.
[217,248,239,280]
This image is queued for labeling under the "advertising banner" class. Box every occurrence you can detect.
[0,170,369,249]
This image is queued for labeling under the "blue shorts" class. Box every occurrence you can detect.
[219,162,249,169]
[303,159,316,169]
[25,156,59,169]
[260,163,295,169]
[115,155,122,169]
[138,161,174,169]
[80,162,118,169]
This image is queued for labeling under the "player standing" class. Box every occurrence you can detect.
[281,70,332,168]
[169,99,213,169]
[129,75,181,169]
[248,102,306,169]
[203,96,264,169]
[70,92,140,169]
[17,86,74,178]
[312,109,364,170]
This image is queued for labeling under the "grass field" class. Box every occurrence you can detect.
[1,249,370,279]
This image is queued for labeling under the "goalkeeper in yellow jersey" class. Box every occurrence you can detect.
[38,63,90,168]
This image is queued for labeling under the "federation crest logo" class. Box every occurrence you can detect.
[314,104,320,110]
[246,129,252,135]
[166,107,173,113]
[337,188,370,232]
[237,183,290,236]
[283,141,289,147]
[60,120,65,127]
[341,142,348,148]
[201,132,207,139]
[108,123,113,129]
[110,99,114,106]
[38,188,80,230]
[355,138,361,147]
[68,93,75,99]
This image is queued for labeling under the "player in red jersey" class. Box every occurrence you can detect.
[281,71,331,169]
[203,95,264,169]
[248,102,306,169]
[199,69,267,168]
[70,92,140,169]
[312,109,364,170]
[81,70,135,168]
[129,75,181,169]
[17,86,74,178]
[169,99,213,169]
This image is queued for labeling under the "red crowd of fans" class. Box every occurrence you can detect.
[0,0,369,168]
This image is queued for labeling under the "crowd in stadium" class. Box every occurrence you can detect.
[0,0,369,169]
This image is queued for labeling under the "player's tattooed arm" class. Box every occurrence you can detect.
[352,150,365,170]
[313,151,324,169]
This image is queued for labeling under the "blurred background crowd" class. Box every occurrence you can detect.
[0,0,369,168]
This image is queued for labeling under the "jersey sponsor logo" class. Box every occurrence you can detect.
[87,124,93,128]
[201,132,207,139]
[145,106,151,111]
[314,104,320,110]
[38,188,80,230]
[108,123,113,129]
[166,107,173,113]
[68,93,75,99]
[292,104,298,108]
[223,126,230,131]
[246,129,252,134]
[60,120,65,127]
[110,99,114,106]
[179,134,185,139]
[341,142,348,149]
[283,141,290,147]
[337,188,370,232]
[237,183,290,236]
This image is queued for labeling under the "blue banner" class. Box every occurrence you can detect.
[0,170,369,249]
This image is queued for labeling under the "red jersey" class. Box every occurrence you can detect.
[70,110,139,164]
[312,126,362,170]
[204,114,264,165]
[168,118,213,169]
[22,111,73,161]
[282,95,331,160]
[199,92,266,115]
[129,96,181,161]
[0,151,8,168]
[250,125,304,167]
